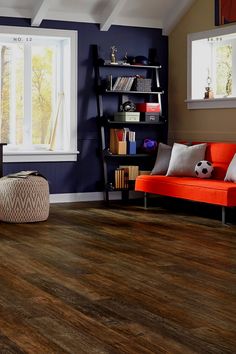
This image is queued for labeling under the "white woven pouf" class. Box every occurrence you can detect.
[0,176,49,223]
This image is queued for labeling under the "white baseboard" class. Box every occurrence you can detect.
[50,192,103,203]
[49,191,141,203]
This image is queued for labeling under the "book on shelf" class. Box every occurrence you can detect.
[112,77,121,90]
[116,77,126,90]
[123,168,129,188]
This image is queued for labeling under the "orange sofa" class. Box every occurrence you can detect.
[135,142,236,223]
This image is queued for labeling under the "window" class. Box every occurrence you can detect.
[0,26,77,162]
[186,24,236,109]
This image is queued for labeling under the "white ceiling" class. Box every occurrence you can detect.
[0,0,195,35]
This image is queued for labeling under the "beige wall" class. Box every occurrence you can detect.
[169,0,236,143]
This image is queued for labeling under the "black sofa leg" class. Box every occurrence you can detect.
[144,192,148,209]
[222,206,226,224]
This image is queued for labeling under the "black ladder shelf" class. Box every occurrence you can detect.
[93,44,167,202]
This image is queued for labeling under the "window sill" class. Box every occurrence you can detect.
[3,150,80,163]
[185,97,236,110]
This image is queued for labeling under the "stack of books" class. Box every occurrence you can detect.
[112,76,135,91]
[115,168,129,189]
[114,165,139,189]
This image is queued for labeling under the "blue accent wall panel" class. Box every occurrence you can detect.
[0,17,168,194]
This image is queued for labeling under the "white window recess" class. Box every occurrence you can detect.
[186,24,236,109]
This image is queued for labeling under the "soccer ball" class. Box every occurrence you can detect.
[195,160,214,179]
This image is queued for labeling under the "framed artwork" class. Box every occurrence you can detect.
[215,0,236,25]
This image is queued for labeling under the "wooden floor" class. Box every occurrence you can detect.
[0,198,235,354]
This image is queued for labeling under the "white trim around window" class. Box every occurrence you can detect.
[185,97,236,109]
[0,25,78,162]
[3,150,80,163]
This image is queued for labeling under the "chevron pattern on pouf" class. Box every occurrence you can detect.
[0,176,49,223]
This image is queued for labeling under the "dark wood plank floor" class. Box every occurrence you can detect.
[0,198,235,354]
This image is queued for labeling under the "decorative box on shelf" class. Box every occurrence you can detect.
[141,112,161,123]
[127,141,136,154]
[109,129,127,154]
[114,112,140,122]
[133,78,152,92]
[136,103,160,112]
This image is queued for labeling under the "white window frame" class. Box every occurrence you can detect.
[186,24,236,110]
[0,26,78,162]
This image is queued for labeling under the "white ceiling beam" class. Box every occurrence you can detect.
[111,16,163,29]
[100,0,127,31]
[31,0,50,27]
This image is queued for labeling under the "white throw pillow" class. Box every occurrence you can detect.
[224,153,236,182]
[151,143,172,175]
[166,143,207,177]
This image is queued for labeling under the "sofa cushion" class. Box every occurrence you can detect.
[224,153,236,182]
[201,142,236,179]
[151,143,172,175]
[135,175,236,206]
[166,143,207,177]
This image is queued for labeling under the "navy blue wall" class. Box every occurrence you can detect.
[0,17,168,194]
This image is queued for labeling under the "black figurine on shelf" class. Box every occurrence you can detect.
[123,51,128,63]
[120,101,136,112]
[122,51,131,65]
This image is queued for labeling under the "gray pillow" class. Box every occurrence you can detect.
[166,143,207,177]
[151,143,172,175]
[224,153,236,182]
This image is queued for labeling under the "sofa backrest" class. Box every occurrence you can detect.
[202,142,236,180]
